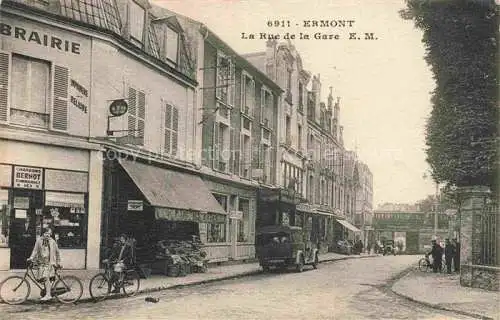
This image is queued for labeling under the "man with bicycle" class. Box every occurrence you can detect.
[27,227,61,301]
[104,234,134,293]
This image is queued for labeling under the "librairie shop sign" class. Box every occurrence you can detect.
[14,166,43,190]
[0,22,81,55]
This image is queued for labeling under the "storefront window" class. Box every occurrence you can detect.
[207,223,226,243]
[44,192,87,249]
[238,199,250,242]
[208,193,227,243]
[0,189,9,247]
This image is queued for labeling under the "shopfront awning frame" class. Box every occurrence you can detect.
[336,218,361,233]
[119,159,227,223]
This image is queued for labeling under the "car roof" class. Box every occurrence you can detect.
[256,225,302,234]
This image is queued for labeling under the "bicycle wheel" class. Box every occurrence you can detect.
[54,275,83,304]
[122,270,140,297]
[0,276,30,305]
[418,258,428,272]
[89,273,111,301]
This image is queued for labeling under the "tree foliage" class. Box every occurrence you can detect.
[401,0,498,191]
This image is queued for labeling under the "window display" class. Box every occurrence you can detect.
[44,192,87,249]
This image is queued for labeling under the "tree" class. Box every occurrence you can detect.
[401,0,498,192]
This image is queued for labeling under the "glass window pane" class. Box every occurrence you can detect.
[30,60,50,114]
[129,1,144,41]
[166,27,178,63]
[11,56,29,110]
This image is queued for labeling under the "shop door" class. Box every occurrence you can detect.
[9,190,43,269]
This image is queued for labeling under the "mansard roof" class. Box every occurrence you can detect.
[2,0,196,82]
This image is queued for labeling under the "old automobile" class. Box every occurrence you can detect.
[256,225,319,272]
[383,240,397,256]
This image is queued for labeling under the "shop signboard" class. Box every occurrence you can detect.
[127,200,143,211]
[14,166,43,189]
[229,210,243,220]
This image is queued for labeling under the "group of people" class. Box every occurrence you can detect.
[429,238,460,274]
[27,228,135,301]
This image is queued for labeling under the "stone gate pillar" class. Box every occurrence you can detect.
[458,186,490,288]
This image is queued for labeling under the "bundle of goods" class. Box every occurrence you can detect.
[154,238,208,277]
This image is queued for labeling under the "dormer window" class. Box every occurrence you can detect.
[166,26,179,63]
[129,1,145,46]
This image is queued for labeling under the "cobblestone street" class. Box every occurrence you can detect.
[0,256,478,319]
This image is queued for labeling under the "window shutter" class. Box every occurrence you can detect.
[172,106,178,155]
[213,122,219,170]
[228,62,235,107]
[137,91,145,145]
[240,73,245,111]
[216,56,221,100]
[51,65,69,131]
[260,87,265,122]
[165,104,172,129]
[234,130,240,175]
[258,143,264,169]
[229,127,234,174]
[239,133,244,176]
[250,79,256,118]
[0,52,10,123]
[128,87,137,138]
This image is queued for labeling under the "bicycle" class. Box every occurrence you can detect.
[89,259,140,301]
[0,261,83,305]
[418,254,445,272]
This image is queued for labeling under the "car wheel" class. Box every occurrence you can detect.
[312,254,319,269]
[296,256,305,273]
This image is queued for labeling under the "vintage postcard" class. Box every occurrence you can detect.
[0,0,498,319]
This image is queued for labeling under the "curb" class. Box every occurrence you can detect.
[389,269,494,320]
[2,254,376,306]
[78,254,376,304]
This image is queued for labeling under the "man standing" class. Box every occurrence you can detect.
[444,238,455,274]
[452,238,460,272]
[430,239,443,273]
[28,227,61,301]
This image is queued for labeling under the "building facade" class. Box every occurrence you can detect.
[0,0,232,270]
[169,11,283,262]
[355,161,374,248]
[245,41,308,230]
[373,209,450,253]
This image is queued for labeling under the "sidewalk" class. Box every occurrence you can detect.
[0,252,375,303]
[391,269,500,320]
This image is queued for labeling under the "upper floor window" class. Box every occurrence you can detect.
[213,122,230,173]
[260,87,273,127]
[127,87,146,146]
[4,53,69,132]
[129,1,145,46]
[11,55,51,129]
[241,73,254,116]
[166,26,179,63]
[297,124,302,151]
[163,103,178,156]
[286,69,292,93]
[298,82,304,108]
[216,53,234,106]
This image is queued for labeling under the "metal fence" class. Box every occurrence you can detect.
[479,203,499,266]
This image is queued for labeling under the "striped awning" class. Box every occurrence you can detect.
[45,191,85,208]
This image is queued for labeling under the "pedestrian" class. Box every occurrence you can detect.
[430,239,443,273]
[27,227,61,301]
[106,234,135,293]
[452,238,460,272]
[444,238,455,274]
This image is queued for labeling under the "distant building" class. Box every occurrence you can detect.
[373,209,450,253]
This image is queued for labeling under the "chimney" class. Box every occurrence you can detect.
[339,126,344,145]
[334,96,340,122]
[328,86,333,111]
[312,74,321,121]
[265,39,277,81]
